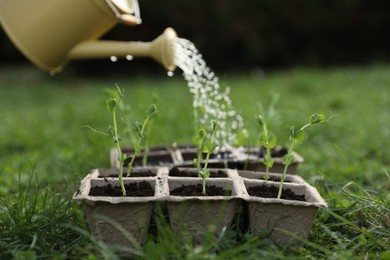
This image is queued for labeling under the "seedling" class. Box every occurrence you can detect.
[84,85,127,196]
[277,113,327,199]
[256,114,276,181]
[141,94,160,166]
[84,86,158,195]
[122,103,158,177]
[194,120,219,195]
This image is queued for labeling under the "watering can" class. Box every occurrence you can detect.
[0,0,177,72]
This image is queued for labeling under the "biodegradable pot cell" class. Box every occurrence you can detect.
[174,159,237,170]
[179,147,234,162]
[97,167,158,178]
[171,145,303,174]
[75,166,327,247]
[236,146,304,174]
[169,167,229,178]
[73,168,167,248]
[165,177,239,242]
[237,170,306,183]
[110,146,176,168]
[110,145,304,174]
[243,179,327,245]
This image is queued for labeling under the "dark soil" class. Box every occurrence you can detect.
[248,147,288,158]
[99,170,156,178]
[169,167,228,178]
[89,181,154,197]
[180,151,198,161]
[123,153,173,167]
[266,176,291,182]
[247,185,305,201]
[266,147,288,158]
[170,184,231,196]
[126,171,156,177]
[181,150,233,161]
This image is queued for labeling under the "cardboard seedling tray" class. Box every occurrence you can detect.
[74,167,326,246]
[110,144,304,174]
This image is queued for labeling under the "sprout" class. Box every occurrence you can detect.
[194,121,219,195]
[277,113,329,199]
[256,114,276,180]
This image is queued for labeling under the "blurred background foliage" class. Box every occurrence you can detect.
[1,0,390,75]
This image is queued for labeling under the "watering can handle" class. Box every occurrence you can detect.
[105,0,141,26]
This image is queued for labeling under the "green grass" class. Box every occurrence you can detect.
[0,64,389,259]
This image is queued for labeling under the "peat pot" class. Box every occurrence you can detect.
[110,146,176,168]
[242,179,327,244]
[74,166,326,247]
[111,144,304,174]
[236,146,304,174]
[165,168,241,242]
[73,167,168,250]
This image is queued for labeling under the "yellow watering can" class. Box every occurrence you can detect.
[0,0,177,72]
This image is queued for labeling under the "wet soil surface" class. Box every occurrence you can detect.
[100,170,156,178]
[266,176,291,182]
[170,184,231,196]
[250,147,288,158]
[124,154,173,167]
[169,167,228,178]
[89,181,154,197]
[247,185,305,201]
[124,171,156,177]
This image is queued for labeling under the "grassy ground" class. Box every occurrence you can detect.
[0,64,389,259]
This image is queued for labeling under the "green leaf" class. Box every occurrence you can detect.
[198,129,207,140]
[282,154,294,166]
[268,133,277,148]
[309,113,326,124]
[134,146,142,156]
[203,140,213,153]
[199,170,210,179]
[105,98,117,112]
[261,133,277,148]
[259,134,267,146]
[146,104,157,116]
[264,156,274,168]
[294,129,305,144]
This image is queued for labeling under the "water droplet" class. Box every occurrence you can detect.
[126,55,133,61]
[167,71,174,77]
[175,38,246,145]
[110,56,118,62]
[49,71,56,77]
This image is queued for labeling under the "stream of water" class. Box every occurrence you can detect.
[175,38,245,145]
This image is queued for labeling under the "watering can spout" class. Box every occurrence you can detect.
[68,28,177,72]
